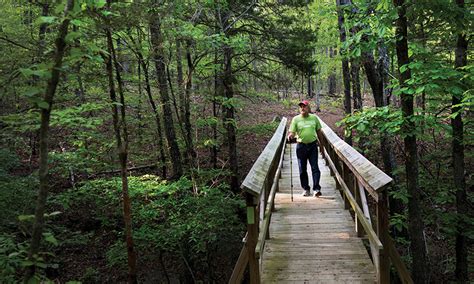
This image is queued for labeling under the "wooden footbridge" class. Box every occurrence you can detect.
[229,117,413,284]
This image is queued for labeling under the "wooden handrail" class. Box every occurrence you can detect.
[317,116,413,284]
[241,118,287,197]
[230,117,287,284]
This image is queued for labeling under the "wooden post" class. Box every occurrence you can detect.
[342,163,350,209]
[246,193,260,284]
[354,178,364,237]
[376,188,390,283]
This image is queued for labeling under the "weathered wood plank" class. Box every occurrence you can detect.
[318,116,392,194]
[241,118,287,196]
[261,143,376,283]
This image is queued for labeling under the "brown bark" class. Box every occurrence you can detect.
[362,50,383,106]
[176,39,186,124]
[177,39,197,169]
[25,0,73,281]
[131,29,167,178]
[212,49,219,169]
[350,60,362,110]
[221,11,239,193]
[184,41,196,161]
[149,5,183,179]
[328,47,337,95]
[336,0,352,146]
[104,3,137,281]
[223,44,239,193]
[347,0,401,217]
[348,17,362,110]
[452,0,468,281]
[393,0,428,282]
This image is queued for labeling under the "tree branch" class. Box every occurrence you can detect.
[0,36,32,50]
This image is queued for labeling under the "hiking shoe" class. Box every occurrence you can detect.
[302,190,311,197]
[314,190,322,197]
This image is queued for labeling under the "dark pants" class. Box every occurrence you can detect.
[296,141,321,191]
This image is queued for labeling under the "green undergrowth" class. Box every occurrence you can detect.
[52,175,245,282]
[0,153,246,282]
[238,121,279,137]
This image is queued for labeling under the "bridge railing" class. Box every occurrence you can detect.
[318,116,413,284]
[229,116,412,284]
[229,117,287,284]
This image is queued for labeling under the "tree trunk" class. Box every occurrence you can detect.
[377,44,391,107]
[149,5,183,179]
[336,0,352,145]
[307,75,312,98]
[221,11,239,193]
[362,51,383,106]
[37,2,49,61]
[223,44,239,193]
[25,1,73,281]
[328,47,337,95]
[378,42,404,219]
[212,50,219,169]
[133,29,167,178]
[177,40,199,192]
[350,61,362,110]
[105,6,137,282]
[393,1,428,282]
[452,0,468,281]
[183,40,197,168]
[315,65,321,111]
[348,21,362,110]
[349,0,402,216]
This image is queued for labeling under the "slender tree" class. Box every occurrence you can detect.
[452,0,468,281]
[149,2,183,179]
[336,0,352,145]
[127,28,168,178]
[393,0,428,282]
[104,1,137,281]
[220,7,239,193]
[24,0,74,281]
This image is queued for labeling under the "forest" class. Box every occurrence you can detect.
[0,0,472,283]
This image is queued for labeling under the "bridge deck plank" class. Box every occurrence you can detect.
[261,146,376,283]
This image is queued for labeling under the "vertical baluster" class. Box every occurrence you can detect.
[246,193,260,284]
[354,178,364,237]
[376,187,390,283]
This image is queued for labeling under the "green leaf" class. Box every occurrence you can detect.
[71,19,83,26]
[37,101,50,110]
[18,214,35,221]
[101,10,113,16]
[355,48,361,57]
[35,262,47,268]
[24,87,42,98]
[65,31,82,43]
[45,211,62,217]
[36,16,57,25]
[19,68,52,79]
[8,252,20,258]
[415,86,425,93]
[43,233,58,246]
[400,64,408,73]
[21,260,35,267]
[94,0,107,8]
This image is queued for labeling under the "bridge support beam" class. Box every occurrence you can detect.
[377,188,390,283]
[246,194,260,284]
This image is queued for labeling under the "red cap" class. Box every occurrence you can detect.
[298,100,309,107]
